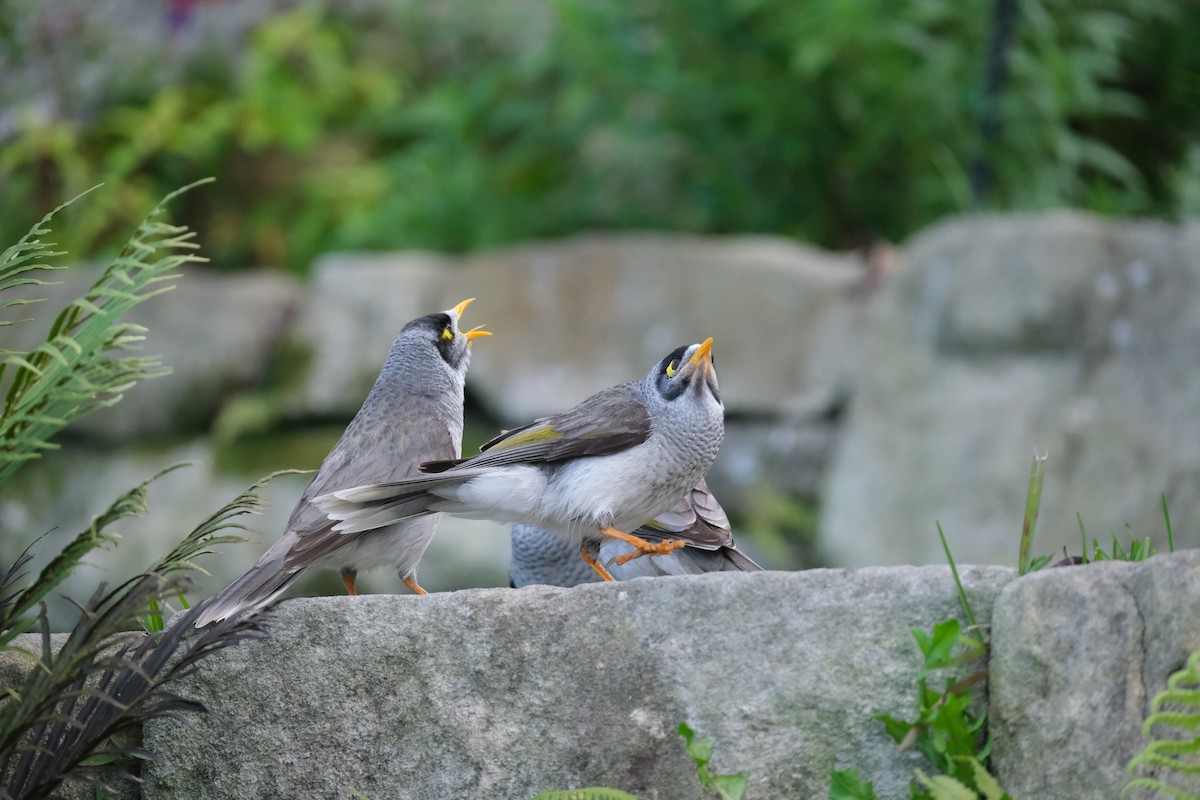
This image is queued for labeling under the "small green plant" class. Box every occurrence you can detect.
[678,722,748,800]
[828,494,1005,797]
[0,471,278,798]
[831,613,1001,799]
[1124,650,1200,798]
[0,180,208,482]
[871,617,997,798]
[1014,453,1176,574]
[829,766,881,800]
[1071,505,1172,566]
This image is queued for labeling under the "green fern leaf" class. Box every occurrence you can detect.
[0,179,213,484]
[915,769,976,800]
[1124,650,1200,798]
[0,467,170,645]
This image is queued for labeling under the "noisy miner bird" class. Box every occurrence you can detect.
[193,299,490,626]
[510,478,762,587]
[316,338,724,580]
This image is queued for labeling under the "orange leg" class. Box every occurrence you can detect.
[579,546,615,582]
[599,526,686,566]
[402,577,429,595]
[341,568,358,596]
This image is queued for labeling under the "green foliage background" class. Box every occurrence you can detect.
[1,0,1198,272]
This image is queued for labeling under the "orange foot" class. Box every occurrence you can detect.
[579,546,615,581]
[403,577,429,595]
[599,526,686,566]
[341,568,358,596]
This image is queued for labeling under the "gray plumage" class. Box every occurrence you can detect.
[193,302,485,626]
[317,340,725,573]
[510,479,762,587]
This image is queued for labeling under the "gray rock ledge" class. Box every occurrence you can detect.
[143,566,1014,800]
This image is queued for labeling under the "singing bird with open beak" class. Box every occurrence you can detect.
[194,299,490,626]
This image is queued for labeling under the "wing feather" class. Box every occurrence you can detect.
[634,480,734,550]
[283,404,458,562]
[424,382,650,473]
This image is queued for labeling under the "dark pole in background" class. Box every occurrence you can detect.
[970,0,1018,207]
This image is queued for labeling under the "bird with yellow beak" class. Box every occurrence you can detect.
[195,298,490,626]
[316,338,724,580]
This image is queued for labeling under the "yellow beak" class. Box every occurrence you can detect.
[688,337,714,367]
[451,297,476,317]
[464,326,492,341]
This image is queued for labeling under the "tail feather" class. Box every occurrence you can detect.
[192,534,302,627]
[722,547,763,572]
[316,471,489,533]
[324,494,441,534]
[324,469,488,504]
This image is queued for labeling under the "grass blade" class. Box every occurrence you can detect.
[937,522,976,629]
[1162,494,1175,554]
[1018,451,1047,575]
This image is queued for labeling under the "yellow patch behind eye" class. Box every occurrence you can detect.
[666,359,677,377]
[441,326,454,340]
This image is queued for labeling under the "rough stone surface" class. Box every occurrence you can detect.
[820,212,1200,566]
[990,550,1200,800]
[0,266,300,440]
[0,634,66,693]
[142,565,1014,800]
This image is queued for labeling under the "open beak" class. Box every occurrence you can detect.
[688,337,714,367]
[451,298,491,342]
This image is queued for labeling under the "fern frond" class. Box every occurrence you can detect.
[0,467,284,799]
[0,467,183,648]
[0,189,93,300]
[0,179,214,484]
[1124,650,1200,798]
[0,580,267,800]
[150,469,307,578]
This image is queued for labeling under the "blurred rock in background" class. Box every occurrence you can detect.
[822,212,1200,566]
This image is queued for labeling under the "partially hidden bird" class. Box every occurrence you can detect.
[193,298,490,626]
[316,338,725,580]
[510,478,762,587]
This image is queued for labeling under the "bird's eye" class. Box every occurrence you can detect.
[665,359,677,378]
[441,326,454,341]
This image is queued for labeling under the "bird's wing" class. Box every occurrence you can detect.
[426,382,651,472]
[285,408,458,545]
[633,479,733,550]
